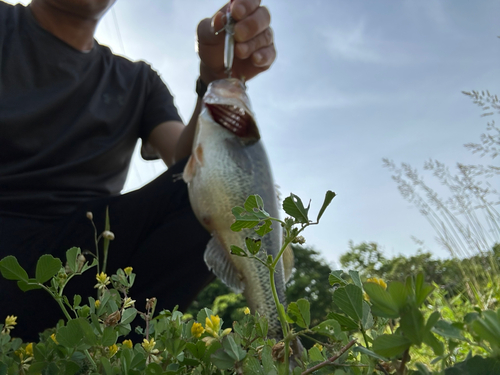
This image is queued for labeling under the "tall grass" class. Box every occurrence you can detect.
[383,91,500,307]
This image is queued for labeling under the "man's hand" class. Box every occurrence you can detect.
[197,0,275,84]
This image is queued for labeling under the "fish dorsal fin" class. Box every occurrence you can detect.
[283,244,295,283]
[204,236,245,293]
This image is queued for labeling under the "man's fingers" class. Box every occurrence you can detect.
[234,6,271,43]
[236,27,273,59]
[231,0,261,21]
[251,43,276,68]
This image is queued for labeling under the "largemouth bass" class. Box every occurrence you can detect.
[182,78,291,338]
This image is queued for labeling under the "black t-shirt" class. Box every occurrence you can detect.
[0,1,183,219]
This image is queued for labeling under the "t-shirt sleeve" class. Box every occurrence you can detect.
[139,66,183,142]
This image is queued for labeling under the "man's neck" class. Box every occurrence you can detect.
[30,2,99,52]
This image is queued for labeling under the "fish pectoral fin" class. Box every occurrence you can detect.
[204,236,245,294]
[183,144,204,183]
[182,154,197,183]
[283,243,295,283]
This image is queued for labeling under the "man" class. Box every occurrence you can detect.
[0,0,275,341]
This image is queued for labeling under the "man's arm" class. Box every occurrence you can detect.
[147,98,202,167]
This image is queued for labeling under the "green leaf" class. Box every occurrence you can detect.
[261,345,276,375]
[282,193,310,223]
[471,311,500,347]
[349,270,362,289]
[230,245,247,257]
[243,356,265,375]
[424,311,441,333]
[444,355,500,375]
[329,270,347,286]
[17,278,42,292]
[433,320,465,341]
[100,357,113,375]
[66,247,80,274]
[211,348,235,370]
[361,301,374,330]
[121,308,137,325]
[245,237,262,255]
[145,363,163,374]
[197,308,214,327]
[57,319,85,348]
[254,219,273,236]
[222,336,247,361]
[326,313,359,331]
[35,255,62,284]
[308,346,324,362]
[101,326,117,346]
[73,295,82,308]
[414,363,432,375]
[0,256,29,282]
[352,346,388,362]
[77,318,97,346]
[81,258,98,273]
[231,207,261,231]
[400,306,424,345]
[333,284,363,322]
[363,282,399,318]
[316,190,336,222]
[387,281,408,311]
[244,195,269,218]
[423,331,444,356]
[372,334,411,358]
[311,319,343,339]
[287,299,311,328]
[415,273,434,306]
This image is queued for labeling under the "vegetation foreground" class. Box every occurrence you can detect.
[0,190,499,375]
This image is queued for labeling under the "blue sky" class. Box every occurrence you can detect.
[8,0,500,265]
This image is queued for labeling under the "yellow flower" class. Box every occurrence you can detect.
[366,277,387,290]
[124,267,133,276]
[122,339,133,349]
[363,291,370,302]
[107,344,119,358]
[50,333,58,344]
[221,328,232,337]
[95,300,101,309]
[94,272,111,289]
[205,315,221,338]
[25,343,33,357]
[142,338,159,354]
[243,307,250,315]
[313,343,323,352]
[191,322,205,338]
[123,297,136,309]
[2,315,17,335]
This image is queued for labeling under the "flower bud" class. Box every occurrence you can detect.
[86,212,93,220]
[145,297,157,311]
[102,230,115,240]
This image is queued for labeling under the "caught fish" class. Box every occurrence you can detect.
[182,78,293,338]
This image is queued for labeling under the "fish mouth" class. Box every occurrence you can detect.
[205,103,258,139]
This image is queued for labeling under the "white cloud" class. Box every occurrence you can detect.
[321,20,384,63]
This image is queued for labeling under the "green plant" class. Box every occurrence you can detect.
[2,191,500,375]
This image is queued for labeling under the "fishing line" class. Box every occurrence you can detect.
[111,7,126,55]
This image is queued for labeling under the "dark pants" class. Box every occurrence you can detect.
[0,159,213,342]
